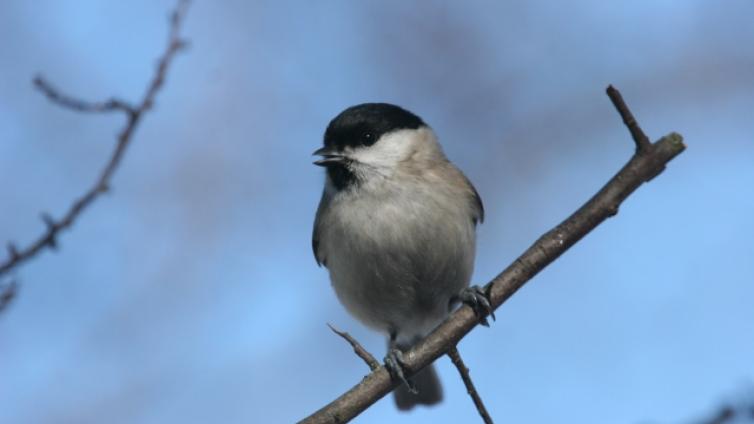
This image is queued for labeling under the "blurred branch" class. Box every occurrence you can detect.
[299,86,686,423]
[0,281,17,314]
[447,346,493,424]
[698,404,754,424]
[33,77,136,114]
[705,406,735,424]
[0,1,190,288]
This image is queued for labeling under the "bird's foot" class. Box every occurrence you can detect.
[384,347,417,394]
[457,285,495,327]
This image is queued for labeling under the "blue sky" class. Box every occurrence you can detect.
[1,1,753,423]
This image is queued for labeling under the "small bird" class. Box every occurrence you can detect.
[312,103,492,410]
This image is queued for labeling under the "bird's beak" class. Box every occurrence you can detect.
[312,146,346,167]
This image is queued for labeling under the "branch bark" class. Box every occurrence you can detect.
[299,87,686,423]
[0,1,190,283]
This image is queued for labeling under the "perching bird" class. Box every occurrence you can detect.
[312,103,491,410]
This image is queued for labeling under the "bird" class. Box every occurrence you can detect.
[312,103,492,410]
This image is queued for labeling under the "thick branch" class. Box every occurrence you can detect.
[447,346,493,424]
[0,0,190,278]
[299,87,685,424]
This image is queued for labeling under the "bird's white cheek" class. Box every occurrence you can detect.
[350,133,413,169]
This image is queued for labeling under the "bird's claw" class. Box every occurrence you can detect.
[458,285,495,326]
[384,348,417,394]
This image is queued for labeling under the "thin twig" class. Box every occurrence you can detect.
[0,281,17,314]
[447,346,493,424]
[33,77,135,114]
[328,323,380,371]
[299,86,685,424]
[0,0,191,279]
[606,85,652,153]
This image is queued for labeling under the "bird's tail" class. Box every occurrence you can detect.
[393,361,443,410]
[391,335,442,410]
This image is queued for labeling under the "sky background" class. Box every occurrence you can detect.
[1,1,753,423]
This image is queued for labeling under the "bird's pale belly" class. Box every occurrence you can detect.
[324,203,475,340]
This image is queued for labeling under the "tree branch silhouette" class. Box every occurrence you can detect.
[0,0,191,309]
[300,86,686,423]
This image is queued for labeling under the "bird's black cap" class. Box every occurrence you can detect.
[323,103,425,151]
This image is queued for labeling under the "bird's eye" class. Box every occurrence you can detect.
[362,132,374,144]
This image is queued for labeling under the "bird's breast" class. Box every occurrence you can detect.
[320,180,476,337]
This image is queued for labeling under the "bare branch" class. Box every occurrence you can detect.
[447,346,493,424]
[328,324,381,371]
[606,84,652,153]
[0,0,191,279]
[299,87,686,423]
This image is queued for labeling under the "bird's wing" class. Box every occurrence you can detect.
[456,169,484,225]
[312,189,330,267]
[468,178,484,225]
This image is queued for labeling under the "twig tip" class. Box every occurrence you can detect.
[667,132,685,148]
[605,85,652,153]
[7,243,18,258]
[41,213,55,228]
[0,280,18,310]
